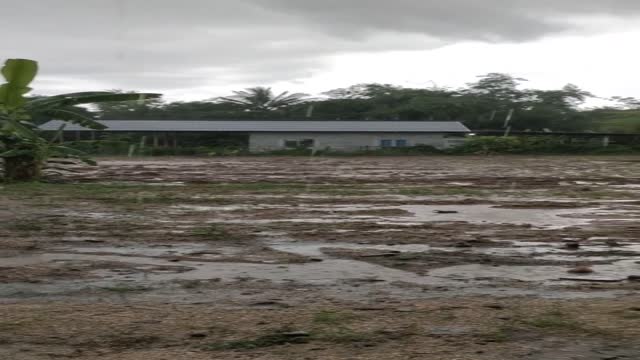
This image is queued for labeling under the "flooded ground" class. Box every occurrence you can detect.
[1,156,640,359]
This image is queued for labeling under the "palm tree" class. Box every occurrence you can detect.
[0,58,161,181]
[217,86,308,111]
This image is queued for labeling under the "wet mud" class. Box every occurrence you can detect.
[1,156,639,359]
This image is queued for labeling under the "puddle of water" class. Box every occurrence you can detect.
[611,184,640,192]
[178,203,635,229]
[60,236,102,243]
[0,252,438,285]
[4,216,640,300]
[172,205,272,212]
[397,205,613,229]
[575,181,610,186]
[3,251,638,301]
[52,243,241,259]
[534,254,631,262]
[267,238,640,266]
[214,218,360,225]
[612,184,640,188]
[430,260,640,283]
[268,241,432,258]
[471,241,640,258]
[58,211,142,221]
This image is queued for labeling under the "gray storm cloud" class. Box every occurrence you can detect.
[2,0,639,96]
[257,0,640,40]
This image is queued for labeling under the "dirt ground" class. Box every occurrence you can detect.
[1,155,639,359]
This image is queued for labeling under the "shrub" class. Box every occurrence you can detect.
[66,140,131,155]
[449,136,523,154]
[260,144,443,156]
[66,141,248,157]
[449,136,640,155]
[66,137,639,157]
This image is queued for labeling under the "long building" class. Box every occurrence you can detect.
[39,120,471,151]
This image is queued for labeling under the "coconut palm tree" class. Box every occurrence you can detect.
[217,86,308,111]
[0,58,161,181]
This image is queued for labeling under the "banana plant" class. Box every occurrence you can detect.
[0,58,161,181]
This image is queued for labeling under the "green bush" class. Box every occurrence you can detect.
[142,146,247,156]
[66,141,248,157]
[66,140,132,155]
[449,136,522,154]
[65,137,639,157]
[261,148,318,156]
[259,144,443,156]
[449,136,640,154]
[349,144,443,156]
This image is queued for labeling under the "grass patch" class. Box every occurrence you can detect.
[0,182,149,198]
[304,186,377,196]
[525,312,583,330]
[547,187,638,200]
[205,312,384,352]
[190,224,232,240]
[311,310,379,345]
[208,183,376,196]
[313,310,357,325]
[520,310,609,336]
[611,309,640,320]
[480,326,515,343]
[619,312,640,320]
[205,328,377,351]
[209,183,310,193]
[0,321,28,331]
[105,335,162,348]
[0,182,182,206]
[0,182,375,204]
[99,284,152,293]
[204,330,310,351]
[313,327,373,344]
[396,186,485,197]
[4,220,45,232]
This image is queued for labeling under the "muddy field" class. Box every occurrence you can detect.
[1,156,640,359]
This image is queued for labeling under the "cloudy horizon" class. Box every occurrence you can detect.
[3,0,640,104]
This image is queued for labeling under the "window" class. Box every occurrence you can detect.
[380,139,393,148]
[300,139,315,148]
[284,140,299,148]
[395,139,408,147]
[381,139,407,148]
[284,139,315,148]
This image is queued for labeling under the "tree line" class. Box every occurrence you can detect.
[90,73,639,133]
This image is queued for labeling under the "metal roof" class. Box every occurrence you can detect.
[39,120,471,133]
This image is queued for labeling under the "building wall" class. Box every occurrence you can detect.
[249,132,461,152]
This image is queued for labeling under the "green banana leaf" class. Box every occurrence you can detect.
[0,59,38,109]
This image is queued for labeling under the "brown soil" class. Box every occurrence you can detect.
[1,155,640,359]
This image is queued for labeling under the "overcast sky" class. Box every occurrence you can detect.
[3,0,640,104]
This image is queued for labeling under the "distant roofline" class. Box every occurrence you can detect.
[40,120,471,133]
